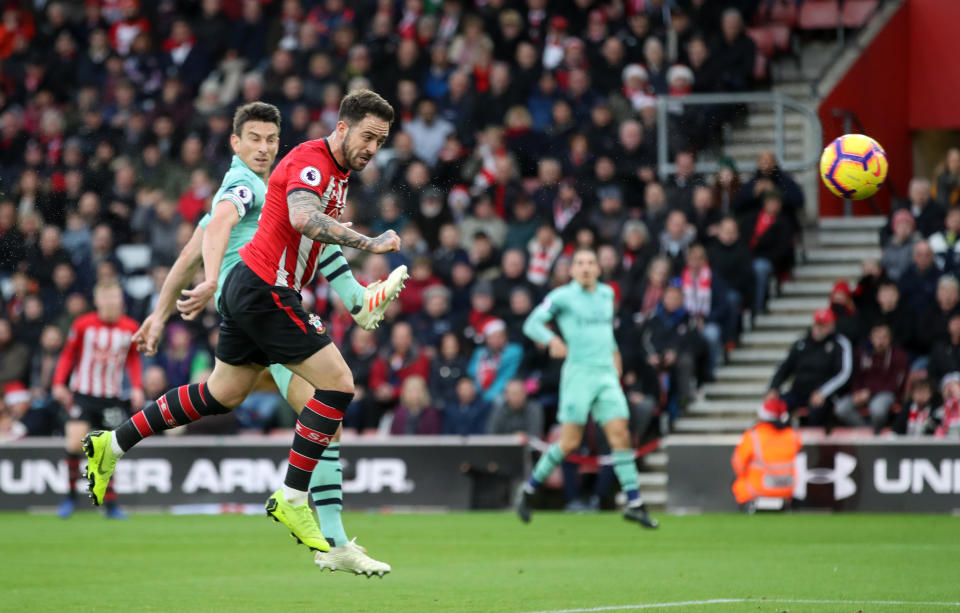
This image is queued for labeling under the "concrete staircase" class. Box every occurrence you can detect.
[673,215,886,434]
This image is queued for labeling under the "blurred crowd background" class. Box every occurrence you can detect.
[0,0,955,446]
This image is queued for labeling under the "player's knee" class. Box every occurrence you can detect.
[330,367,355,395]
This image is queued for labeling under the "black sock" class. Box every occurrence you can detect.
[284,390,352,493]
[115,383,230,452]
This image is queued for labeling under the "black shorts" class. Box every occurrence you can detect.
[66,394,129,429]
[216,260,332,366]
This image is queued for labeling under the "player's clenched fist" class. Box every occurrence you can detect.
[371,230,401,253]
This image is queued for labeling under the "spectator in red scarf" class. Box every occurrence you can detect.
[468,318,522,404]
[893,378,935,436]
[369,321,432,406]
[108,0,150,56]
[742,190,793,314]
[681,244,723,380]
[0,4,34,60]
[933,373,960,438]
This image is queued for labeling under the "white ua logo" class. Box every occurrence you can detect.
[794,451,857,500]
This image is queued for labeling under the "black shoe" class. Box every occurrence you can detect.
[623,504,658,529]
[516,488,533,524]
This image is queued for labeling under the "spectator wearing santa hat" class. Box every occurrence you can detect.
[468,318,522,404]
[768,307,853,427]
[731,396,802,510]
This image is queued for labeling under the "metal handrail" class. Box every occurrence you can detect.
[655,92,822,180]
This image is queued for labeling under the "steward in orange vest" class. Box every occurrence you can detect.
[731,397,802,507]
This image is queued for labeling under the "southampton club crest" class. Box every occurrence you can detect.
[308,313,325,334]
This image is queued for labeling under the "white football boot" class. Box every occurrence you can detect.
[351,265,409,330]
[314,538,392,577]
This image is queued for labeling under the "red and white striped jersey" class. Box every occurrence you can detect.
[53,313,143,398]
[240,138,350,291]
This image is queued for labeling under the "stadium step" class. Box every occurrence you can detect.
[643,451,668,468]
[817,231,880,246]
[792,263,863,279]
[714,365,774,381]
[804,247,880,262]
[818,216,886,230]
[636,472,668,487]
[754,313,810,328]
[767,296,826,312]
[702,382,768,398]
[729,348,788,363]
[740,331,798,347]
[673,417,755,433]
[745,112,807,128]
[688,400,759,415]
[781,280,837,295]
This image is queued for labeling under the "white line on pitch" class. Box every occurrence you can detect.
[520,598,960,613]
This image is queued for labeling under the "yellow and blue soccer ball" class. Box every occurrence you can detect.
[819,134,889,200]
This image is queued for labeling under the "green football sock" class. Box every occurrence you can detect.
[309,443,348,547]
[528,444,566,491]
[612,449,642,505]
[318,245,364,311]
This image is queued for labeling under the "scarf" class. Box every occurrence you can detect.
[682,265,712,317]
[553,196,582,232]
[527,238,562,286]
[641,284,663,318]
[475,349,501,391]
[750,211,776,248]
[936,399,960,437]
[906,403,931,436]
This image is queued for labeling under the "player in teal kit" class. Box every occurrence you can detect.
[518,248,658,528]
[133,102,404,574]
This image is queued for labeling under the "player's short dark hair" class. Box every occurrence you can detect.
[232,102,281,136]
[571,246,598,260]
[338,89,395,126]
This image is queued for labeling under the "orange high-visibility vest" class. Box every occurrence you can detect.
[731,422,802,504]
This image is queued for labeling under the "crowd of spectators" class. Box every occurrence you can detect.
[0,0,811,444]
[767,149,960,438]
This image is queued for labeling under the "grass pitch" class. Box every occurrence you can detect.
[1,511,957,613]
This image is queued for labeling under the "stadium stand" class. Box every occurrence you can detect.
[4,0,942,473]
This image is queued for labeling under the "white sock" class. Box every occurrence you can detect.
[282,485,308,506]
[109,431,125,458]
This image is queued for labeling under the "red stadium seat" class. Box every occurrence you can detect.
[798,0,840,29]
[841,0,878,28]
[769,1,799,27]
[746,27,776,58]
[771,24,792,52]
[754,52,768,82]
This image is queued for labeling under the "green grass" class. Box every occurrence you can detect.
[1,511,958,613]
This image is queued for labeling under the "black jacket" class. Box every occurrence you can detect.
[741,212,794,272]
[928,338,960,389]
[769,331,853,400]
[707,238,754,300]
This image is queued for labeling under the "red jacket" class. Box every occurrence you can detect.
[368,349,431,402]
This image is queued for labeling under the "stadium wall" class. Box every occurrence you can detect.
[818,1,911,216]
[668,434,960,512]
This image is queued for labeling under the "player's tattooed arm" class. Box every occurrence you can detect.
[287,189,400,253]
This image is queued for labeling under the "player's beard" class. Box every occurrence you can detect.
[342,129,370,171]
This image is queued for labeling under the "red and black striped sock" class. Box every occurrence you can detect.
[284,390,352,495]
[65,453,82,500]
[115,383,230,452]
[103,477,117,505]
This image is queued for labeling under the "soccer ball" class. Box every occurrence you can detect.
[819,134,889,200]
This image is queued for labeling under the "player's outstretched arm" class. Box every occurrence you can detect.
[288,190,400,253]
[133,226,204,355]
[178,201,240,320]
